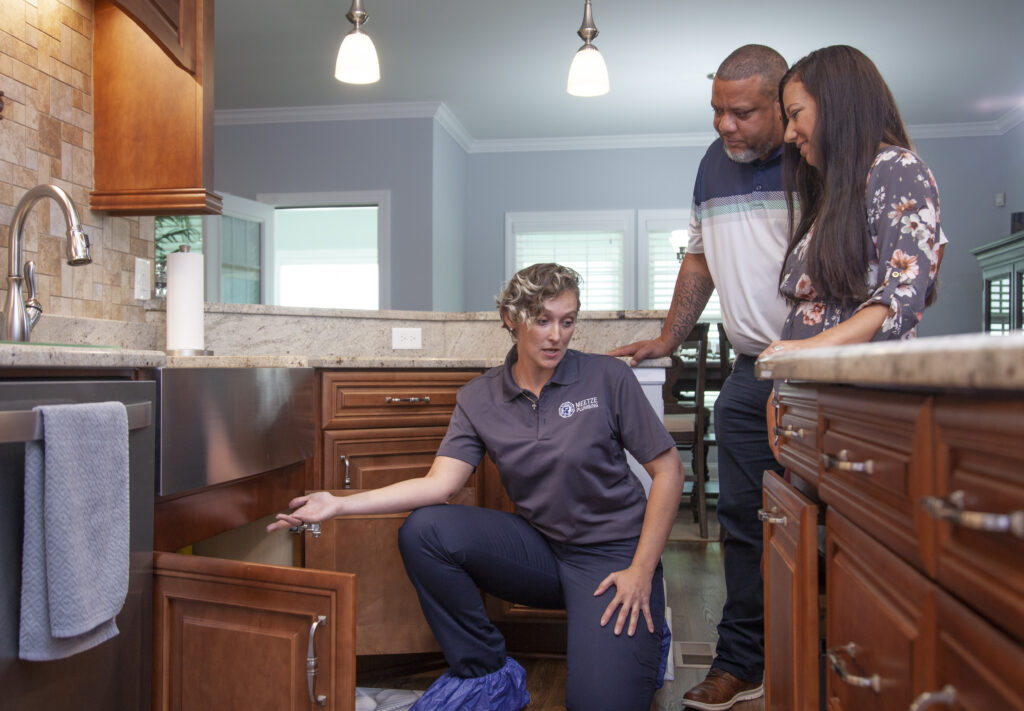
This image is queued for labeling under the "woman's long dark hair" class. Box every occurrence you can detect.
[779,45,912,305]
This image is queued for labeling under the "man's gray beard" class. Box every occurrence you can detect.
[723,137,776,164]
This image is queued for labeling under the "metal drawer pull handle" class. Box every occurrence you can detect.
[0,400,151,443]
[909,685,957,710]
[306,615,328,706]
[922,491,1024,538]
[340,454,351,489]
[773,425,805,440]
[820,449,874,475]
[826,642,881,693]
[385,396,431,404]
[757,507,787,525]
[290,522,322,539]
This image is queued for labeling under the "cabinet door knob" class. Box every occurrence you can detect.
[922,491,1024,538]
[306,615,328,706]
[340,454,351,489]
[820,449,874,475]
[826,642,881,693]
[909,685,957,710]
[757,507,787,525]
[773,424,805,440]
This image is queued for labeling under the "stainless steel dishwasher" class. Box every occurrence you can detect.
[0,379,154,711]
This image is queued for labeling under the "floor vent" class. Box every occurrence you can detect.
[673,640,715,668]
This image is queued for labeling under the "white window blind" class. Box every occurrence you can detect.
[506,211,634,310]
[638,210,721,322]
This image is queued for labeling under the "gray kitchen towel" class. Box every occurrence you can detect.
[19,401,130,661]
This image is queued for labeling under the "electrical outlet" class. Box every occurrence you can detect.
[392,327,422,350]
[134,258,151,300]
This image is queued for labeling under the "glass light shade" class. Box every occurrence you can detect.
[669,229,688,252]
[335,29,380,84]
[567,44,609,97]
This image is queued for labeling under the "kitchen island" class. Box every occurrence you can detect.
[755,331,1024,711]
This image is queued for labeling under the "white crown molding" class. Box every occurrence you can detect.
[215,101,1024,149]
[467,132,718,154]
[214,101,444,126]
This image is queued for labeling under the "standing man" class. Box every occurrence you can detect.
[609,44,789,710]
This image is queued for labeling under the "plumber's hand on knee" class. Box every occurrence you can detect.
[594,566,654,636]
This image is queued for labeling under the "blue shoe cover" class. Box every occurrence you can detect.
[409,657,530,711]
[656,617,671,690]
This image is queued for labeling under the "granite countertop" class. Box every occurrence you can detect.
[0,343,166,369]
[2,345,671,371]
[756,331,1024,389]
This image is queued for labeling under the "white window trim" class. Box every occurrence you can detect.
[504,210,637,310]
[257,190,392,310]
[636,209,691,310]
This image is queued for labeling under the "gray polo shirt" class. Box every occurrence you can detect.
[437,348,675,544]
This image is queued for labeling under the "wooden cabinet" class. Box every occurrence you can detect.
[310,370,480,657]
[153,551,356,711]
[972,231,1024,333]
[763,384,1024,710]
[761,470,819,711]
[92,0,220,215]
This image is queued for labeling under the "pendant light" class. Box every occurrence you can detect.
[335,0,380,84]
[566,0,609,97]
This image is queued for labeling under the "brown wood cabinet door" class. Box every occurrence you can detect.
[762,470,820,711]
[153,552,355,711]
[322,427,451,490]
[931,396,1024,645]
[824,510,935,711]
[301,490,475,657]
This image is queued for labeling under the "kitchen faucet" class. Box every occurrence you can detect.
[2,184,91,342]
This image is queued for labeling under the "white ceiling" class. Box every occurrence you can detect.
[214,0,1024,144]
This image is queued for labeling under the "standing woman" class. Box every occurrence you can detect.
[761,45,946,362]
[269,263,683,711]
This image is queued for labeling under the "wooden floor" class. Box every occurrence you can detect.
[357,506,764,710]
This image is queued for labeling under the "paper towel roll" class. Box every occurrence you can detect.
[165,249,205,353]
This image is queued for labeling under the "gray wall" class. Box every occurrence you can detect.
[431,121,468,312]
[215,118,434,310]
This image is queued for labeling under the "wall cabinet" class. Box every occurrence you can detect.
[972,231,1024,333]
[92,0,220,214]
[764,383,1024,710]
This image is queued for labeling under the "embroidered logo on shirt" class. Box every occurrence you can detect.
[558,397,599,418]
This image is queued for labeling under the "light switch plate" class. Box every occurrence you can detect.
[392,327,422,349]
[134,258,151,300]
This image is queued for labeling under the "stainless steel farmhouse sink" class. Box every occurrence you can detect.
[155,367,315,496]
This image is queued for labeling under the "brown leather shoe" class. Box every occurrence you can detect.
[682,668,764,710]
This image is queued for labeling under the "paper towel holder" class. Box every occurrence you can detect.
[166,245,213,357]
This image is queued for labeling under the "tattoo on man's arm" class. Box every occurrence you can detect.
[668,272,716,345]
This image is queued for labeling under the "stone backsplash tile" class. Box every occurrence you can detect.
[0,0,151,327]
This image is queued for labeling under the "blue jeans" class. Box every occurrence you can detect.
[711,354,782,683]
[398,504,664,711]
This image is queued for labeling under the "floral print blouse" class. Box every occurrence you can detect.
[779,147,946,342]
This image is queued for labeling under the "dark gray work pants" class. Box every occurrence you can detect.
[398,504,664,711]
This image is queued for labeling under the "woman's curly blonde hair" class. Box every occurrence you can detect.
[496,263,582,340]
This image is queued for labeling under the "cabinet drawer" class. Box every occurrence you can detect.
[321,371,478,429]
[818,387,933,575]
[930,397,1024,644]
[777,384,820,487]
[824,510,935,711]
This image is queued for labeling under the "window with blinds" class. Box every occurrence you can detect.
[506,211,635,310]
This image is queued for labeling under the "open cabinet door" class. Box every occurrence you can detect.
[153,552,355,711]
[762,470,820,711]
